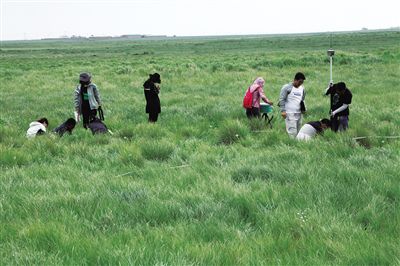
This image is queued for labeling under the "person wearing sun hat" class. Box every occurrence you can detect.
[73,72,102,128]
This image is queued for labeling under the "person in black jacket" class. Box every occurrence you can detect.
[143,73,161,123]
[325,82,352,132]
[53,118,76,137]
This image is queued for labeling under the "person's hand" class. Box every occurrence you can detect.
[281,112,287,119]
[268,101,273,105]
[74,111,80,122]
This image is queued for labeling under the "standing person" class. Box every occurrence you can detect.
[296,118,331,141]
[143,73,161,123]
[278,72,307,138]
[244,77,273,119]
[74,72,102,129]
[26,118,48,138]
[325,82,352,132]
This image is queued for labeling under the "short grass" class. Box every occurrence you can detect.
[1,30,400,265]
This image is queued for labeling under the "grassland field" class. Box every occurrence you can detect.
[0,30,399,265]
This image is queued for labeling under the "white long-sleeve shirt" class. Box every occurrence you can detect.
[26,122,46,138]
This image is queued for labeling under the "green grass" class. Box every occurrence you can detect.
[1,30,400,265]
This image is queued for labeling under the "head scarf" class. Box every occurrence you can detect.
[250,77,265,92]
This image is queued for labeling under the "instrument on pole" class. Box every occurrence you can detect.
[327,49,335,84]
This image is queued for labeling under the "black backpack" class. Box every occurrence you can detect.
[88,118,108,135]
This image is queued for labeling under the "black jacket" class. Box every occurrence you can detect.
[143,80,161,114]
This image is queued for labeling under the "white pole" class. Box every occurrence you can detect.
[329,56,333,84]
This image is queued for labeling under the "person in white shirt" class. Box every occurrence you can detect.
[26,118,48,138]
[296,118,331,141]
[278,72,307,138]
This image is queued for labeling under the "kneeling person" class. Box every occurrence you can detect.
[53,118,76,137]
[26,118,49,138]
[296,118,331,141]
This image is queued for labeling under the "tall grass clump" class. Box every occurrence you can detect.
[217,119,250,145]
[231,164,273,183]
[140,139,175,161]
[119,144,145,167]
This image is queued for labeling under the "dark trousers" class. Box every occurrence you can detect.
[82,109,97,128]
[246,107,260,119]
[331,115,349,132]
[148,112,159,123]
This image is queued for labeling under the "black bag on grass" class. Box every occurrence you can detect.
[88,118,108,135]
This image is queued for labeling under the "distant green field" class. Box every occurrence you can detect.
[1,31,399,265]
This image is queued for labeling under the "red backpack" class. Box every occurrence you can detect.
[243,87,253,109]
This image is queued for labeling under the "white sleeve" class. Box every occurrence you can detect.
[332,104,349,116]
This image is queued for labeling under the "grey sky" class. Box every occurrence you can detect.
[1,0,399,40]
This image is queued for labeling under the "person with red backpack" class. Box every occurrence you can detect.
[243,77,273,119]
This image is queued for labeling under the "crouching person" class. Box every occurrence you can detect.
[296,118,331,141]
[53,118,76,137]
[26,118,48,138]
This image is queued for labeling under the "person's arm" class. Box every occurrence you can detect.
[259,87,273,105]
[331,104,349,116]
[74,86,80,112]
[301,89,306,113]
[325,84,334,95]
[279,85,290,118]
[279,85,290,111]
[93,85,102,106]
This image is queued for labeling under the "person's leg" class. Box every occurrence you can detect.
[82,109,90,129]
[153,113,159,122]
[338,116,349,131]
[246,108,259,119]
[331,116,339,132]
[246,108,252,119]
[285,113,298,138]
[296,132,311,141]
[296,113,302,135]
[149,112,158,123]
[89,109,97,122]
[253,107,261,118]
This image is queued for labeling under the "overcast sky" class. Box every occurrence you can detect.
[1,0,399,40]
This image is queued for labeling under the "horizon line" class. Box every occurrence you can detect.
[1,27,399,42]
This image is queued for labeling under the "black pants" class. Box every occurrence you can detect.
[82,109,97,128]
[148,112,159,123]
[331,115,349,132]
[246,107,260,119]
